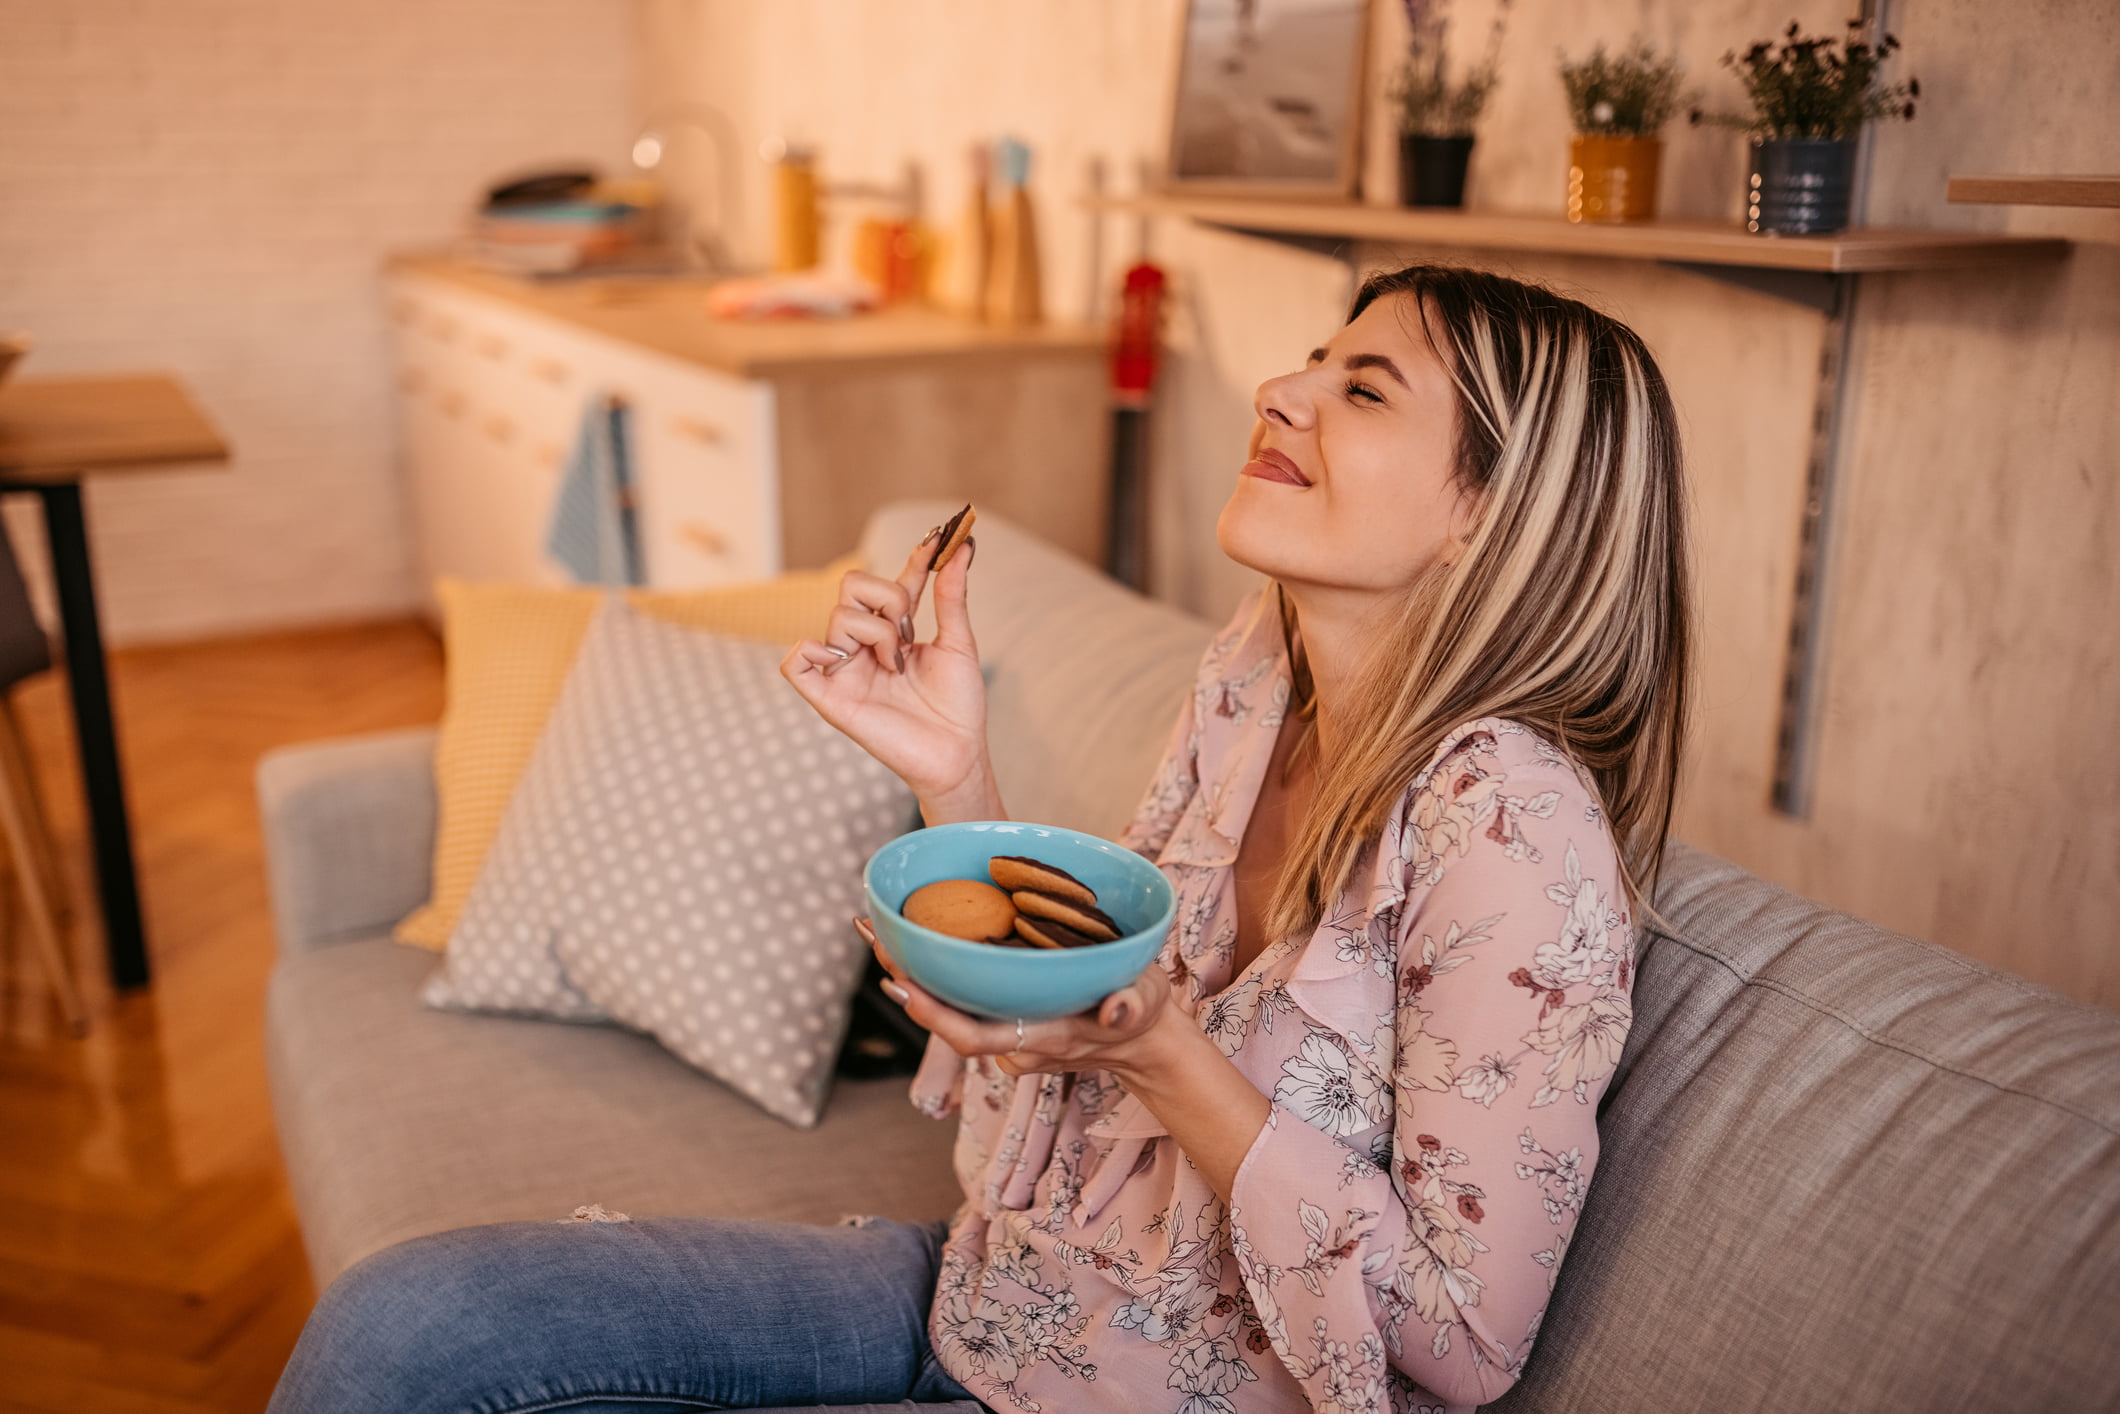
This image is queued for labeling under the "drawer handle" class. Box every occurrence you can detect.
[679,521,731,557]
[398,368,426,394]
[476,334,511,361]
[483,414,515,444]
[531,356,572,385]
[673,416,726,447]
[438,389,466,418]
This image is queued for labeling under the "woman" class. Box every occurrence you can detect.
[269,264,1689,1414]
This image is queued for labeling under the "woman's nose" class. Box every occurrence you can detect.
[1254,368,1315,430]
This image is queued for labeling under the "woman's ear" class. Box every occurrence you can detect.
[1445,488,1485,558]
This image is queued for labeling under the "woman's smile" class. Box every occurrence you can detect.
[1242,446,1312,486]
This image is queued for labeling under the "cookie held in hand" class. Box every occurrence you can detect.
[989,854,1097,907]
[929,504,976,571]
[903,878,1016,943]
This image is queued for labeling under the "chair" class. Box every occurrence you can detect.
[0,523,83,1034]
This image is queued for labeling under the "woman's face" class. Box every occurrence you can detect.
[1217,291,1472,596]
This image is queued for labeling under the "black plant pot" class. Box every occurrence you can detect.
[1400,134,1475,208]
[1748,137,1856,235]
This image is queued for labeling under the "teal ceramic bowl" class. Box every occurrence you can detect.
[863,821,1175,1021]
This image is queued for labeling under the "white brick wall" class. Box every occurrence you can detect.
[0,0,637,644]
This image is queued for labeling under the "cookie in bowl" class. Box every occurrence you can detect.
[864,821,1174,1020]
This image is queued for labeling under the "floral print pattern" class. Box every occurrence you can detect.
[910,592,1635,1413]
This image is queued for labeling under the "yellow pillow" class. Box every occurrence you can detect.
[393,558,860,950]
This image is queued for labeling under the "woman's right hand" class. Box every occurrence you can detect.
[780,528,1001,822]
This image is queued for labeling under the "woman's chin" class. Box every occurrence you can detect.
[1216,485,1303,578]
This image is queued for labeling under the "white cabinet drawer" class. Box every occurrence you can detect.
[386,270,780,594]
[607,351,778,588]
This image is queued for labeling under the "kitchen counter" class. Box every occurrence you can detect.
[386,254,1104,379]
[384,254,1112,586]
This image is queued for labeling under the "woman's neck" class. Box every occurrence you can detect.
[1278,581,1383,761]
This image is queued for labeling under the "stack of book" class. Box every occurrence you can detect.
[466,171,653,275]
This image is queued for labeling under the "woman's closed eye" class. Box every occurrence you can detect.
[1343,379,1385,405]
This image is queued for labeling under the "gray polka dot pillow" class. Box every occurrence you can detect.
[421,595,913,1127]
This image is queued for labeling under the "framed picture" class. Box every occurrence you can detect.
[1163,0,1371,200]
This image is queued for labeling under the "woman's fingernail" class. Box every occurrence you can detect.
[920,525,941,545]
[894,645,906,673]
[1107,1002,1131,1028]
[899,614,914,642]
[824,644,851,660]
[881,979,909,1004]
[963,536,977,567]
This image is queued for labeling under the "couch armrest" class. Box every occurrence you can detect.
[256,726,438,956]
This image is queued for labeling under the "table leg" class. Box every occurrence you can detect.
[35,482,149,989]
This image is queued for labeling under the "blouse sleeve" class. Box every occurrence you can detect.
[1226,750,1634,1409]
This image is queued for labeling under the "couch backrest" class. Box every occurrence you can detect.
[861,501,1216,838]
[1496,842,2120,1412]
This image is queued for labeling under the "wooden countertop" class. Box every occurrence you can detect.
[388,254,1105,379]
[0,374,229,481]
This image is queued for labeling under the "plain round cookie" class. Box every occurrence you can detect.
[902,878,1017,943]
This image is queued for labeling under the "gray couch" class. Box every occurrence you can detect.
[261,502,2120,1412]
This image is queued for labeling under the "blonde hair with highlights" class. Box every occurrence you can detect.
[1264,265,1692,943]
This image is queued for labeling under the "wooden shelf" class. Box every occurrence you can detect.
[1947,174,2120,209]
[1096,194,2071,274]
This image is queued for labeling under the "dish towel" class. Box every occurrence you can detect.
[546,395,645,586]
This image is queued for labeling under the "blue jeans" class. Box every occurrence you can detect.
[268,1214,987,1414]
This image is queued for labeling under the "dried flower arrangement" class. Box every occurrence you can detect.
[1559,41,1685,138]
[1391,0,1515,138]
[1689,18,1920,141]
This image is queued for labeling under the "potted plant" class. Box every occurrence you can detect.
[1558,41,1684,223]
[1690,18,1919,236]
[1391,0,1512,208]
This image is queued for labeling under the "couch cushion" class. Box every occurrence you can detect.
[423,599,912,1127]
[268,939,961,1287]
[1494,842,2120,1412]
[861,500,1218,839]
[396,559,861,950]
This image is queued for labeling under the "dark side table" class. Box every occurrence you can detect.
[0,373,230,990]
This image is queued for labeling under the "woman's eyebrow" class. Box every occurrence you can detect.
[1344,352,1409,388]
[1303,348,1409,389]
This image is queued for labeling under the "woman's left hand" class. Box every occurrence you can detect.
[852,916,1179,1084]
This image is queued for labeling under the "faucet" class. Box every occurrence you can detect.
[632,103,744,275]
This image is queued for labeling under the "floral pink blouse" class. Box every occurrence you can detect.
[911,592,1637,1413]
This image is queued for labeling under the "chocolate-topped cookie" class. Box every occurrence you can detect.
[928,503,976,571]
[988,854,1097,907]
[1014,914,1101,950]
[1011,889,1120,943]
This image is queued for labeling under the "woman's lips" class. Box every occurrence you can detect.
[1242,447,1312,486]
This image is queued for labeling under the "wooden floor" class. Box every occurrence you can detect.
[0,620,444,1413]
